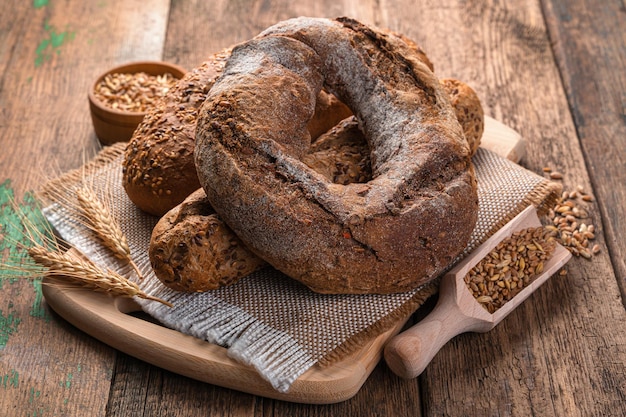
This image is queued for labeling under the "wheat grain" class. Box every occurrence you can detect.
[465,226,556,313]
[93,71,178,113]
[75,186,143,280]
[545,187,599,259]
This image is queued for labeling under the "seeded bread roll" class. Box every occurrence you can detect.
[149,188,266,292]
[123,50,231,217]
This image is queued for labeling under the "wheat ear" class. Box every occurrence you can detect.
[75,186,143,280]
[28,245,172,307]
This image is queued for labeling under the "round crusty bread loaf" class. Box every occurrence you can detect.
[194,17,478,294]
[151,89,483,293]
[151,103,483,293]
[143,22,483,294]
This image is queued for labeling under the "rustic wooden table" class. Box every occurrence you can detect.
[1,0,624,416]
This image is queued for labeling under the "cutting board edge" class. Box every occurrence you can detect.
[42,279,410,404]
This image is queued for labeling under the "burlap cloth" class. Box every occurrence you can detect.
[42,142,560,392]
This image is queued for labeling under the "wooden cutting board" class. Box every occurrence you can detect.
[42,116,525,404]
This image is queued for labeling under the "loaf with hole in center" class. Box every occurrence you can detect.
[194,17,478,294]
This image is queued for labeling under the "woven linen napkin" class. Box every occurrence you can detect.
[42,142,559,392]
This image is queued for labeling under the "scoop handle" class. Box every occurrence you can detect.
[384,272,496,380]
[384,295,469,379]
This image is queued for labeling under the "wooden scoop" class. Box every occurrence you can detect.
[384,205,572,379]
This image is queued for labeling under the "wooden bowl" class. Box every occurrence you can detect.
[88,61,186,145]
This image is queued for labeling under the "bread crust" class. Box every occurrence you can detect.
[304,78,484,185]
[122,50,230,216]
[195,17,478,294]
[122,30,480,221]
[122,49,351,217]
[440,78,484,155]
[150,97,482,293]
[149,188,266,292]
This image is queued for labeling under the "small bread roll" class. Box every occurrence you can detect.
[149,188,266,292]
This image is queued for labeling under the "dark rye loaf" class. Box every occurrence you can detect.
[194,17,479,294]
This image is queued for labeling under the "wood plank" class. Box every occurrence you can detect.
[105,350,260,417]
[379,0,626,415]
[162,0,380,71]
[541,0,626,299]
[269,362,422,416]
[0,0,169,416]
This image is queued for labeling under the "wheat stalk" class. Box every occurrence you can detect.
[1,193,172,308]
[75,185,143,280]
[27,245,172,307]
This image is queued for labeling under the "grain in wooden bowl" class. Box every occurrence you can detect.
[88,61,186,145]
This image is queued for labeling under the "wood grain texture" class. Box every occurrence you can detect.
[0,0,169,416]
[0,0,624,415]
[0,1,109,416]
[162,0,380,69]
[541,0,626,300]
[385,1,626,416]
[106,350,261,417]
